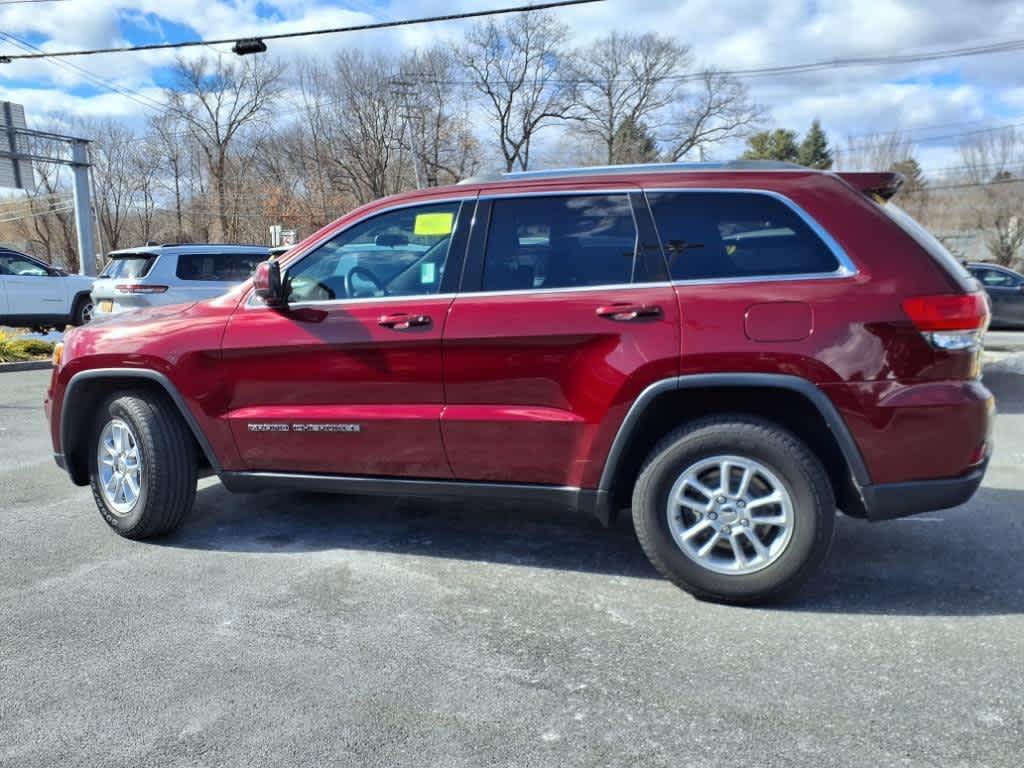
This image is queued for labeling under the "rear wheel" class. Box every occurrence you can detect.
[71,295,93,326]
[632,416,835,604]
[88,392,197,539]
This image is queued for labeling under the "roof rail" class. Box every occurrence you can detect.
[457,160,806,185]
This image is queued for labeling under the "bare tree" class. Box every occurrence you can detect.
[665,70,765,161]
[296,52,408,206]
[147,112,191,241]
[398,46,482,184]
[987,212,1024,267]
[458,10,572,171]
[836,130,914,171]
[166,53,285,240]
[957,127,1024,266]
[568,32,690,164]
[959,127,1019,185]
[86,119,141,251]
[7,134,77,268]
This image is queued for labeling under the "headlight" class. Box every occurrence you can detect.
[52,342,64,368]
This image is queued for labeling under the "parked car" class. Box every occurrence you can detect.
[0,247,94,330]
[90,244,270,319]
[965,262,1024,329]
[45,161,993,604]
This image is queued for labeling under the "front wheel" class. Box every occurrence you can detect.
[88,392,197,539]
[632,416,835,604]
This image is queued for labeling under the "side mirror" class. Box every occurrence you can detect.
[253,259,286,308]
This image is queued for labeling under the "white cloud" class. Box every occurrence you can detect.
[0,0,1022,177]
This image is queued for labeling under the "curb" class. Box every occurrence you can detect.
[0,360,53,373]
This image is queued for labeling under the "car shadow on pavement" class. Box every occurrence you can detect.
[159,482,1024,616]
[166,481,661,580]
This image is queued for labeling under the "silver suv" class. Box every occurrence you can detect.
[91,244,270,319]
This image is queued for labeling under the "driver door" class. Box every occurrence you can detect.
[220,197,472,477]
[0,250,65,318]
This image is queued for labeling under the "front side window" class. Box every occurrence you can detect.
[285,201,461,303]
[0,253,48,277]
[176,252,266,282]
[973,268,1018,288]
[481,194,638,292]
[646,192,841,281]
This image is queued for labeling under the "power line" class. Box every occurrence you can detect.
[0,31,167,113]
[0,0,68,4]
[0,0,605,61]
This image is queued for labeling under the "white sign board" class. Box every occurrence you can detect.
[0,102,32,190]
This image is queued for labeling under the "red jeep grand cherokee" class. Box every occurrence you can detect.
[44,162,994,604]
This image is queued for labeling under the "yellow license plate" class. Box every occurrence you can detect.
[99,300,113,312]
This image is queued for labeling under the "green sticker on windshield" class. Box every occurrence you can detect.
[414,212,454,236]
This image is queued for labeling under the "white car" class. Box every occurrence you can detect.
[0,247,95,330]
[91,244,270,319]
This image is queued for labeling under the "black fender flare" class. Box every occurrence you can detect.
[60,368,222,482]
[597,373,872,494]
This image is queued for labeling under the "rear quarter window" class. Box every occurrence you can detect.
[175,252,266,282]
[646,191,841,281]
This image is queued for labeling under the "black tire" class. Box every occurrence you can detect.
[632,415,835,605]
[71,295,93,326]
[88,391,197,539]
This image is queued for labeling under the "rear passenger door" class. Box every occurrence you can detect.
[441,189,679,489]
[645,189,852,368]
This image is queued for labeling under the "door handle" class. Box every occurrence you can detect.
[596,303,663,321]
[378,313,432,330]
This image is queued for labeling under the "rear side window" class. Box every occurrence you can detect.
[175,252,265,282]
[100,254,157,279]
[646,192,840,281]
[482,194,637,291]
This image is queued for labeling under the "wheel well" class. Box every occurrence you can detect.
[605,386,866,518]
[62,378,207,485]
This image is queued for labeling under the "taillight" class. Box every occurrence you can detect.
[115,284,168,294]
[902,292,990,350]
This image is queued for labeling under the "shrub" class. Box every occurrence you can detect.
[0,332,55,363]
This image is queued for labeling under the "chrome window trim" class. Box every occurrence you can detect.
[478,187,638,201]
[247,292,459,311]
[643,187,858,284]
[454,281,673,300]
[245,195,474,308]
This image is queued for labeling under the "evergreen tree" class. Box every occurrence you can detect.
[890,157,926,196]
[798,119,833,169]
[611,117,660,165]
[742,129,800,163]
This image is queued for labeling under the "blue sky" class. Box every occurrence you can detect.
[1,0,1023,173]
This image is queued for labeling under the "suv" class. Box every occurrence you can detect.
[44,162,994,604]
[0,247,95,329]
[90,244,270,319]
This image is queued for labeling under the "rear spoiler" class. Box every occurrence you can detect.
[836,172,905,201]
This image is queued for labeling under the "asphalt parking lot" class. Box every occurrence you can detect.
[2,362,1023,767]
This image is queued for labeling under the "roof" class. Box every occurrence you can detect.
[457,160,806,185]
[108,243,271,256]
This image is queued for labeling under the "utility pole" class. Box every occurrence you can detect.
[70,139,97,276]
[389,77,423,189]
